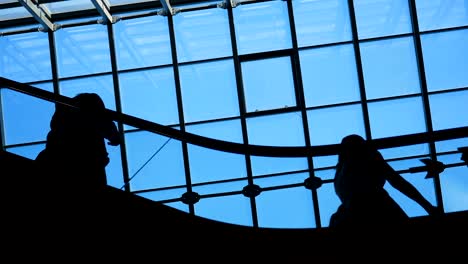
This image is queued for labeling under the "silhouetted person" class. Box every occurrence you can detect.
[329,134,437,230]
[35,93,120,192]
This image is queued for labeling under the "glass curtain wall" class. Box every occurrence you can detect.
[1,0,467,229]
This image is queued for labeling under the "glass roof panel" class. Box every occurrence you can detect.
[43,0,96,14]
[0,6,32,21]
[108,0,156,6]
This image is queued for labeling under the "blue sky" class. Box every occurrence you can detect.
[1,0,467,228]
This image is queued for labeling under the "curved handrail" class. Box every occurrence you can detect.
[1,76,467,157]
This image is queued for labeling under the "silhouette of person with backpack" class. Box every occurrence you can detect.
[35,93,120,192]
[329,134,437,229]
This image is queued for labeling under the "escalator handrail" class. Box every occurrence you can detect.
[1,76,467,157]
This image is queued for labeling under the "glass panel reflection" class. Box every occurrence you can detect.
[415,0,468,31]
[55,24,111,78]
[0,32,52,83]
[233,1,292,55]
[353,0,412,39]
[114,15,172,70]
[174,8,231,63]
[293,0,352,47]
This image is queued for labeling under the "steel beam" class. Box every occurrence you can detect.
[18,0,57,31]
[159,0,179,16]
[91,0,118,24]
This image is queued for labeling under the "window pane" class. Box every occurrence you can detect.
[435,138,468,153]
[315,168,336,181]
[55,24,111,78]
[368,97,427,138]
[318,182,341,227]
[379,144,430,160]
[251,157,308,176]
[124,131,186,191]
[247,112,305,146]
[307,104,365,146]
[313,156,338,170]
[138,187,188,204]
[242,56,296,112]
[188,145,247,184]
[300,44,360,106]
[59,75,116,111]
[293,0,352,47]
[440,165,468,213]
[353,0,412,39]
[164,201,189,213]
[1,84,54,145]
[360,37,420,99]
[179,59,239,122]
[388,157,430,172]
[429,90,468,131]
[195,194,253,227]
[437,153,464,167]
[437,154,468,213]
[119,68,179,126]
[113,15,172,70]
[0,32,51,82]
[415,0,468,31]
[421,29,468,92]
[5,144,45,160]
[106,144,123,189]
[256,187,315,228]
[174,8,231,63]
[186,119,243,143]
[254,172,308,189]
[233,1,291,55]
[385,172,436,217]
[193,180,247,196]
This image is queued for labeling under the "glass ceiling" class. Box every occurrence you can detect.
[0,0,225,31]
[0,0,467,229]
[0,0,220,27]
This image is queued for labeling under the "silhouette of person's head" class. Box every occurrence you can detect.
[338,134,370,163]
[74,93,105,111]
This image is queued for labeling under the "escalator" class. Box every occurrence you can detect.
[1,149,467,261]
[1,76,467,261]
